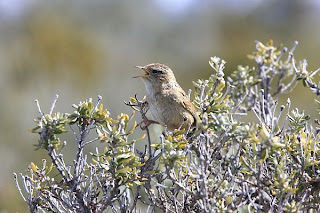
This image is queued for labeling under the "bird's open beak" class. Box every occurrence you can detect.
[133,65,149,78]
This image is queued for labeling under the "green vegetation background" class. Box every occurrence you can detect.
[1,1,320,212]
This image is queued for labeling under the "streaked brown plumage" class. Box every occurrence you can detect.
[134,63,200,131]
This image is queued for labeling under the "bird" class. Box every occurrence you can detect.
[134,63,200,131]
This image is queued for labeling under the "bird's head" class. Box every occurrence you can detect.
[134,63,176,83]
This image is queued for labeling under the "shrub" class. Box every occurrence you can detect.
[14,40,320,212]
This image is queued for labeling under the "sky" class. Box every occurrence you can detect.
[0,0,280,18]
[1,0,320,19]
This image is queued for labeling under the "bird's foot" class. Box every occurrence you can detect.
[177,116,191,133]
[137,119,159,130]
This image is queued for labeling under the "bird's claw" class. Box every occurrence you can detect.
[137,119,159,130]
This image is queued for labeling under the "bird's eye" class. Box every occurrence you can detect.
[152,69,163,74]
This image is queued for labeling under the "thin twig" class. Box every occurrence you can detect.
[13,173,27,202]
[82,137,99,147]
[90,95,102,117]
[49,94,59,116]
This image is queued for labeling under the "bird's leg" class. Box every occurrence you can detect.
[125,95,159,130]
[178,116,189,131]
[186,122,192,134]
[137,100,161,130]
[137,119,159,130]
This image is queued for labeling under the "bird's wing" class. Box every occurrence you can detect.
[170,86,201,125]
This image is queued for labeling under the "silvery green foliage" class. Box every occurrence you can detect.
[15,41,320,212]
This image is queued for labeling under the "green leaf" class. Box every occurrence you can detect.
[117,153,133,160]
[260,148,268,162]
[90,153,105,157]
[133,180,145,185]
[116,166,130,175]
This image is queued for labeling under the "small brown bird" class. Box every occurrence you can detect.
[134,63,200,131]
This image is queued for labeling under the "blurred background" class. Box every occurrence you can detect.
[1,0,320,211]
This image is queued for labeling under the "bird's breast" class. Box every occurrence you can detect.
[146,90,194,130]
